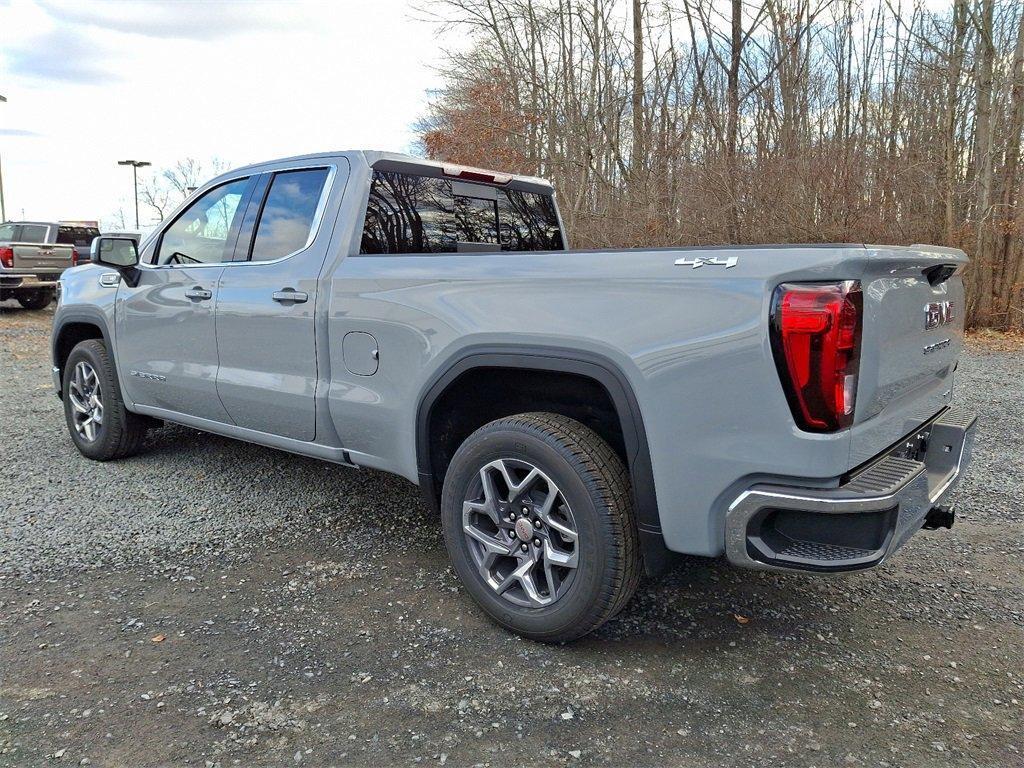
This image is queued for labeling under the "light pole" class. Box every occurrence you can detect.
[118,159,151,229]
[0,94,7,222]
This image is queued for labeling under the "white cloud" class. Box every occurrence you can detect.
[36,0,306,40]
[0,0,457,226]
[7,25,122,83]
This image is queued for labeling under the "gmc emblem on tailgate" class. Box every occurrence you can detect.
[924,301,954,329]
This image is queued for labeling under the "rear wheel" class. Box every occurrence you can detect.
[16,289,53,310]
[63,339,148,461]
[441,412,640,642]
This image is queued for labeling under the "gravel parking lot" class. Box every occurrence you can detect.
[1,302,1021,768]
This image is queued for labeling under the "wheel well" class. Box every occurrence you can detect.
[55,322,105,381]
[424,367,627,502]
[419,348,676,575]
[419,358,674,576]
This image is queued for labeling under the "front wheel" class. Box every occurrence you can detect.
[62,339,148,461]
[441,412,641,642]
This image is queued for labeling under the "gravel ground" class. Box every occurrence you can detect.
[1,301,1022,767]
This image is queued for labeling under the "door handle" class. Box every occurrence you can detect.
[272,289,308,304]
[184,287,212,301]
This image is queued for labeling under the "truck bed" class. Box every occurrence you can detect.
[329,241,967,556]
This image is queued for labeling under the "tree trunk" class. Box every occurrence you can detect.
[971,0,996,324]
[944,0,968,244]
[632,0,644,183]
[726,0,742,243]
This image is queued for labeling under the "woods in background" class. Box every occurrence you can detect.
[419,0,1024,329]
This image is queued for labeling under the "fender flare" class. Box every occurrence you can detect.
[51,310,118,393]
[415,344,672,575]
[52,311,114,370]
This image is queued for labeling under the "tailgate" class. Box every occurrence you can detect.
[849,245,969,466]
[12,242,75,271]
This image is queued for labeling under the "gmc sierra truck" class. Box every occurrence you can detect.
[51,151,975,642]
[1,221,82,308]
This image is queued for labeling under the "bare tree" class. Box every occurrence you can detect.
[421,0,1024,328]
[140,157,231,223]
[139,180,173,223]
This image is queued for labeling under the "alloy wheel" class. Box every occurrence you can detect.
[462,458,579,608]
[68,361,103,442]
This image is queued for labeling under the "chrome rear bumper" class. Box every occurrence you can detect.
[1,274,60,289]
[725,407,976,573]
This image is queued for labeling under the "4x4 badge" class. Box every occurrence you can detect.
[674,256,738,269]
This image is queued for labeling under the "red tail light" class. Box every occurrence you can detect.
[71,250,79,267]
[770,281,863,432]
[0,246,13,269]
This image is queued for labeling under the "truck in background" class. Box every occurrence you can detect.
[0,221,81,309]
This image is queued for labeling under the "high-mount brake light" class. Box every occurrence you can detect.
[441,164,513,185]
[770,281,863,432]
[0,246,13,269]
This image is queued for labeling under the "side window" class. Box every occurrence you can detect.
[359,170,562,254]
[0,224,16,240]
[156,178,249,265]
[249,168,329,262]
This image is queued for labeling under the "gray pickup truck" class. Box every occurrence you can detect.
[1,221,85,308]
[51,150,976,641]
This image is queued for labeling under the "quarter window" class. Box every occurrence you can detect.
[156,178,249,265]
[360,170,563,254]
[249,168,329,262]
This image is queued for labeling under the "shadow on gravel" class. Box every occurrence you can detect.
[134,420,850,647]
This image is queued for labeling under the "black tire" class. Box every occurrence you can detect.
[441,412,641,642]
[16,289,53,310]
[62,339,148,461]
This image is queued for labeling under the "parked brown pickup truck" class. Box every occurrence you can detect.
[0,221,80,309]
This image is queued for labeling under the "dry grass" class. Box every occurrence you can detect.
[965,328,1024,352]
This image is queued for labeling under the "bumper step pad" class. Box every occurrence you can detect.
[773,538,874,563]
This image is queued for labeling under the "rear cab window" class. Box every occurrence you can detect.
[18,225,49,243]
[360,169,563,254]
[57,226,101,248]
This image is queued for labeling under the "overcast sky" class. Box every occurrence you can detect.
[0,0,452,227]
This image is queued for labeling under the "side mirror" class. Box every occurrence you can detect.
[91,236,139,268]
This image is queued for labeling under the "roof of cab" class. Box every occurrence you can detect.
[225,150,552,190]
